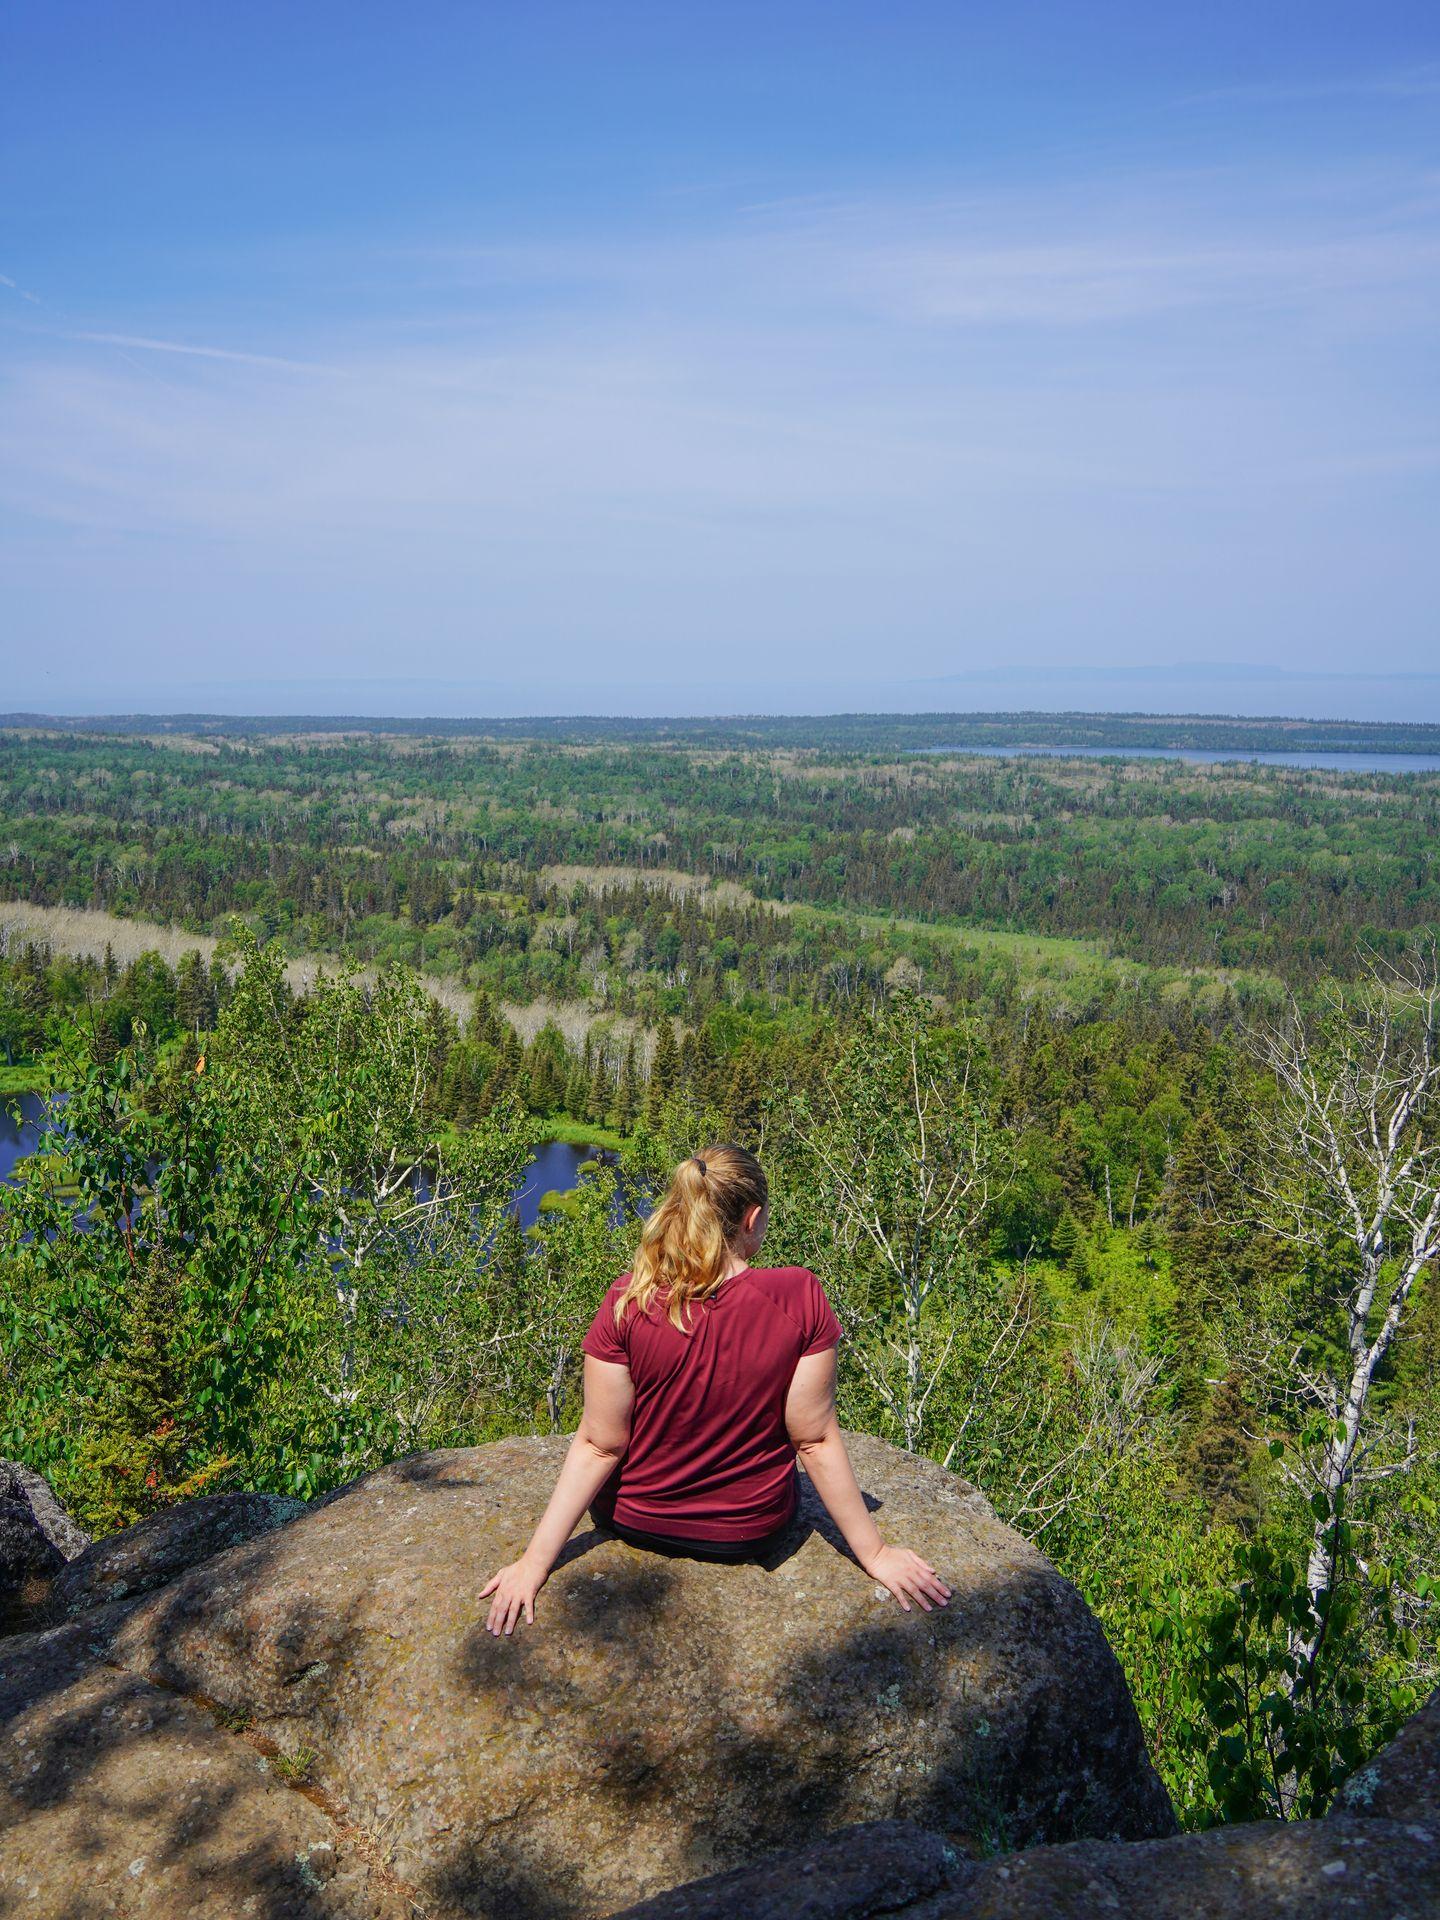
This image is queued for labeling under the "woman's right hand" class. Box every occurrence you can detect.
[480,1555,549,1636]
[863,1545,951,1613]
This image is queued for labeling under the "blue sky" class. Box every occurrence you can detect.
[2,1,1438,717]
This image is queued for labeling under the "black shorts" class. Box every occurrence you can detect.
[589,1507,791,1563]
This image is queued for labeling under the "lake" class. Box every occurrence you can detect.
[914,746,1440,773]
[0,1092,607,1229]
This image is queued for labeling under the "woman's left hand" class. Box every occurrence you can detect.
[480,1555,549,1636]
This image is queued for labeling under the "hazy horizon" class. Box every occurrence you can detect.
[9,663,1440,726]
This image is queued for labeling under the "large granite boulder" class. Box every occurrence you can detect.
[616,1682,1440,1920]
[1333,1684,1440,1827]
[0,1616,410,1918]
[614,1815,1440,1920]
[50,1489,307,1619]
[0,1432,1172,1918]
[0,1460,89,1633]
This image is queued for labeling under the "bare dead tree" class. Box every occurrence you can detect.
[783,992,1011,1453]
[1003,1319,1166,1539]
[1246,943,1440,1681]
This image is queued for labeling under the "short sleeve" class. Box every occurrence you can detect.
[799,1270,843,1355]
[580,1276,631,1366]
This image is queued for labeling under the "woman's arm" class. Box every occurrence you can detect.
[784,1348,951,1614]
[480,1355,634,1635]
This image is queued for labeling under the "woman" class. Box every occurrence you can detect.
[481,1143,950,1635]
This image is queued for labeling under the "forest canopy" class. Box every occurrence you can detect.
[1,721,1438,1832]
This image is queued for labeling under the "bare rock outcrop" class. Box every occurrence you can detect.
[0,1432,1172,1917]
[51,1489,306,1619]
[615,1815,1440,1920]
[0,1616,410,1918]
[1333,1683,1440,1828]
[0,1460,89,1633]
[616,1685,1440,1920]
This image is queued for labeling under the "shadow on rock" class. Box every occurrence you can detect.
[1,1434,1175,1920]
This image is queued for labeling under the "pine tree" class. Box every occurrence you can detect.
[586,1042,611,1125]
[470,987,504,1048]
[646,1019,678,1127]
[615,1038,639,1132]
[76,1256,206,1532]
[1183,1370,1257,1530]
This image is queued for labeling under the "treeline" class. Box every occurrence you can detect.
[1,928,1256,1260]
[2,732,1438,977]
[6,711,1440,753]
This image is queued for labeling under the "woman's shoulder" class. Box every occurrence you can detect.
[743,1264,824,1302]
[744,1266,840,1352]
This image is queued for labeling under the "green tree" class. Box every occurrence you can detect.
[615,1037,640,1132]
[645,1018,678,1127]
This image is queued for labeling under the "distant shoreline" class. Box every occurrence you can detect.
[6,708,1440,757]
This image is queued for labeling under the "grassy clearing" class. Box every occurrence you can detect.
[539,1116,627,1150]
[786,899,1277,1003]
[0,1060,46,1095]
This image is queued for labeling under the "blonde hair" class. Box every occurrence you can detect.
[615,1143,768,1332]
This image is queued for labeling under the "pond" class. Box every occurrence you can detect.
[513,1137,617,1230]
[0,1091,45,1185]
[0,1091,608,1228]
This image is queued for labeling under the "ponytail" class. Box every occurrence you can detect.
[615,1143,768,1332]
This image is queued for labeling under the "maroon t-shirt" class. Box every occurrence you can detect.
[580,1265,842,1541]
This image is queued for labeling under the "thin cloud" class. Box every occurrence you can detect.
[71,331,342,375]
[0,271,41,304]
[1187,65,1440,107]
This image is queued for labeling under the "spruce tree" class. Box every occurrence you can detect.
[615,1038,639,1132]
[176,950,214,1034]
[1184,1370,1258,1530]
[77,1256,200,1532]
[724,1044,765,1142]
[91,1005,119,1068]
[587,1042,611,1125]
[691,1026,721,1110]
[563,1056,587,1118]
[1167,1107,1236,1422]
[470,987,504,1048]
[1050,1209,1080,1265]
[208,953,229,1015]
[646,1018,678,1127]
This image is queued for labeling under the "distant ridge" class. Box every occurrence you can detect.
[4,710,1440,756]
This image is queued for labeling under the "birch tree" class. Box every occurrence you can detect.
[216,929,534,1457]
[780,991,1011,1456]
[1247,946,1440,1684]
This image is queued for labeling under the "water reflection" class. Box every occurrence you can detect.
[1,1093,613,1232]
[514,1138,616,1230]
[0,1092,46,1185]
